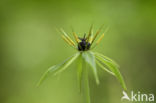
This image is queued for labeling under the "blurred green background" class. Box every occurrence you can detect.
[0,0,156,103]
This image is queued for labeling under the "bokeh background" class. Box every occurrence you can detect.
[0,0,156,103]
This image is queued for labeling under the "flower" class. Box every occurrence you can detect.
[37,25,127,103]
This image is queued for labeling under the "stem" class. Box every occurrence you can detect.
[83,60,90,103]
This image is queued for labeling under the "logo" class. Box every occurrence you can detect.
[121,91,154,102]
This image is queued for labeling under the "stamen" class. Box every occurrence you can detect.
[83,33,86,39]
[61,35,73,46]
[60,28,76,46]
[86,24,93,42]
[71,28,79,43]
[96,27,109,45]
[73,32,79,43]
[91,27,109,49]
[96,33,105,45]
[88,33,93,43]
[91,24,104,45]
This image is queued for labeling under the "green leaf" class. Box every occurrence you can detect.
[54,52,80,75]
[96,60,115,76]
[95,52,119,68]
[37,53,79,86]
[82,51,99,84]
[77,53,83,92]
[94,52,127,90]
[37,65,56,87]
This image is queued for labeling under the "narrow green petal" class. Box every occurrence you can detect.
[95,52,119,67]
[37,65,56,87]
[77,53,83,92]
[82,51,99,84]
[96,60,115,76]
[94,53,127,90]
[37,53,79,86]
[54,53,80,75]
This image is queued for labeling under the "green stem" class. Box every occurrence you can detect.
[83,60,90,103]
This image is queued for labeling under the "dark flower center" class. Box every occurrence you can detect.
[78,35,91,51]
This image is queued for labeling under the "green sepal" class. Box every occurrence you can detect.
[37,53,80,86]
[94,52,127,90]
[77,53,83,92]
[82,51,100,85]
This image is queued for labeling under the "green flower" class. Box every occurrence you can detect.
[37,25,127,103]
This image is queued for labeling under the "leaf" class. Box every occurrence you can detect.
[96,60,115,76]
[37,53,79,86]
[54,52,80,75]
[94,52,127,90]
[77,53,83,92]
[82,51,99,84]
[37,65,56,87]
[95,52,119,68]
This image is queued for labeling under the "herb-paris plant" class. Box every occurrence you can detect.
[37,25,127,103]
